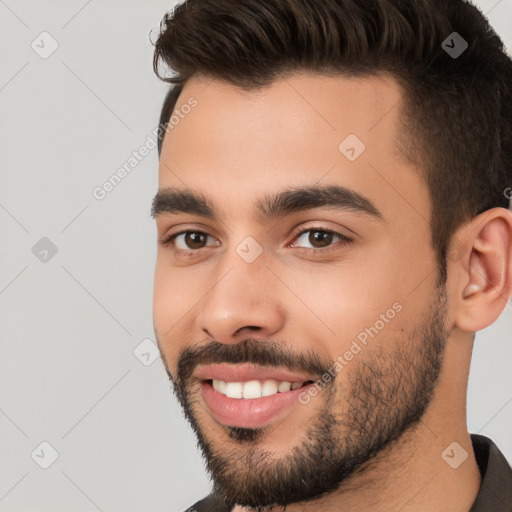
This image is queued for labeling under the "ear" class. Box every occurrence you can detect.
[451,207,512,332]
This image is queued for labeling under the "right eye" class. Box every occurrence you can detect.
[160,230,220,253]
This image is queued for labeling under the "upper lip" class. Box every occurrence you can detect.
[194,363,318,383]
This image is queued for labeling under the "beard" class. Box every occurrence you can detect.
[161,281,449,510]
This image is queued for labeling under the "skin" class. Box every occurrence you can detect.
[152,72,512,511]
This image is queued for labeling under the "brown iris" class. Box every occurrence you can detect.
[185,232,208,249]
[308,230,333,248]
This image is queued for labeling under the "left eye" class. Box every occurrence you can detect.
[291,228,351,250]
[171,231,218,250]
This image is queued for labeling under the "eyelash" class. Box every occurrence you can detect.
[159,227,353,258]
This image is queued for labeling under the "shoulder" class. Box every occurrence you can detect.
[470,434,512,511]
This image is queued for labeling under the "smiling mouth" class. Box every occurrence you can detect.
[198,373,318,429]
[205,378,315,399]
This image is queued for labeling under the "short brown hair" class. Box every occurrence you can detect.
[152,0,512,281]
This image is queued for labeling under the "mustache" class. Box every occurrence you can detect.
[174,338,334,386]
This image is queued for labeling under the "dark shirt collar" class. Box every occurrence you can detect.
[469,434,512,511]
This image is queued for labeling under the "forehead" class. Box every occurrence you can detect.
[158,72,429,227]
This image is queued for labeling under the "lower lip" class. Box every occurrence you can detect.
[200,381,313,428]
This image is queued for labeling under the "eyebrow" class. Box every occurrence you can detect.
[151,185,384,223]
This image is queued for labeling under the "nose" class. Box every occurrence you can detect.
[196,254,286,345]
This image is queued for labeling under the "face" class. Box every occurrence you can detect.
[152,73,449,508]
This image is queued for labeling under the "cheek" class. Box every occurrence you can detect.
[152,259,193,362]
[285,257,408,357]
[153,259,172,331]
[153,256,196,321]
[153,258,217,367]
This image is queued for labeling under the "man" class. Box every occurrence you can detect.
[150,0,512,510]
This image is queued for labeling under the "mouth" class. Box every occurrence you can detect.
[207,378,314,398]
[194,364,318,429]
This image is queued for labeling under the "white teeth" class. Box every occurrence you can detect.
[217,380,227,394]
[211,379,305,399]
[225,382,243,399]
[277,381,291,392]
[261,379,278,397]
[242,380,262,399]
[212,379,226,393]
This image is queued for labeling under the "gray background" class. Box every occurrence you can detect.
[1,1,511,511]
